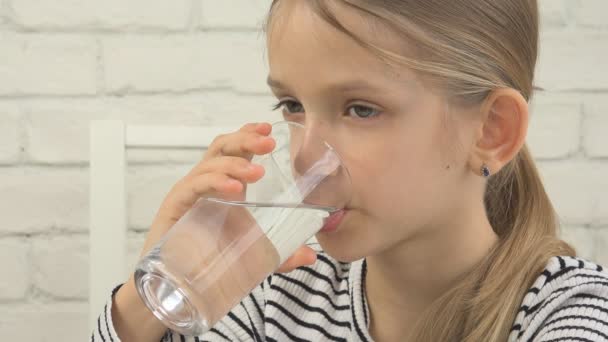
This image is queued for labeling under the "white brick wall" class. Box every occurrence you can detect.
[0,238,29,300]
[31,235,89,299]
[103,33,268,94]
[0,106,20,164]
[583,99,608,158]
[597,228,608,267]
[0,34,98,95]
[539,161,608,226]
[573,0,608,29]
[0,303,89,341]
[536,32,608,91]
[10,0,191,31]
[538,0,568,28]
[528,98,581,159]
[0,168,88,234]
[200,0,268,29]
[0,1,606,340]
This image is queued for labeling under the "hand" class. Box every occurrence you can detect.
[139,122,317,273]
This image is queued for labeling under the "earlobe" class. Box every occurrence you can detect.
[470,88,529,177]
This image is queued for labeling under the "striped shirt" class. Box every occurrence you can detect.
[93,244,608,341]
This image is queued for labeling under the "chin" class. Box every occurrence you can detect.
[315,214,376,263]
[315,212,414,263]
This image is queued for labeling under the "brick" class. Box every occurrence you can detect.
[31,236,88,299]
[103,33,268,94]
[9,0,190,30]
[528,97,581,159]
[539,0,569,28]
[536,32,608,91]
[583,101,608,158]
[574,0,608,29]
[0,303,88,341]
[201,0,269,29]
[24,102,102,164]
[596,227,608,267]
[31,234,144,300]
[0,168,88,233]
[0,33,97,95]
[0,0,7,27]
[0,238,29,300]
[25,95,276,164]
[559,225,594,260]
[538,161,608,226]
[0,106,21,164]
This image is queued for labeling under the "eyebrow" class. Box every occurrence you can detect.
[266,76,286,89]
[267,76,388,93]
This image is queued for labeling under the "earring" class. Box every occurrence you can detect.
[481,164,491,178]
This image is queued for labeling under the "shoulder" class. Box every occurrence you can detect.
[511,255,608,342]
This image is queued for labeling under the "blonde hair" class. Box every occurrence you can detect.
[267,0,575,341]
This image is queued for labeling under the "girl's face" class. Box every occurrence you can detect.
[267,1,481,262]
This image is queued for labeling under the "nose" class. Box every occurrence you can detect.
[291,122,334,176]
[285,120,351,209]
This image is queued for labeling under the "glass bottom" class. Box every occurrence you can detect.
[134,254,210,336]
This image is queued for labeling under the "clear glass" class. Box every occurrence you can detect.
[134,121,351,336]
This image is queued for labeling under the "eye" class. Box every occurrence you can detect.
[272,99,304,114]
[347,104,381,119]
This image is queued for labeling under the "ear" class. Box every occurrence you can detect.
[469,88,529,177]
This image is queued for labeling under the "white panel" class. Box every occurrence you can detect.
[89,120,127,329]
[126,125,240,148]
[89,121,240,329]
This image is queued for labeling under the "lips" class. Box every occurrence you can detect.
[320,209,348,233]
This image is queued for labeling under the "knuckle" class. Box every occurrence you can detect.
[241,123,257,131]
[192,174,216,193]
[223,156,249,171]
[242,133,259,148]
[211,134,226,146]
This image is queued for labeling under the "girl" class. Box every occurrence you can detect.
[92,0,608,341]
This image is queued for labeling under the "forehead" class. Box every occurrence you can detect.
[266,0,419,89]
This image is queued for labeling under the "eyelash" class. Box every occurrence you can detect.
[271,100,298,112]
[271,99,382,120]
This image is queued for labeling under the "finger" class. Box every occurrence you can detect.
[162,173,243,222]
[214,132,275,160]
[206,126,275,160]
[276,246,317,273]
[252,122,272,136]
[175,173,244,213]
[189,156,265,183]
[190,172,244,197]
[240,122,272,135]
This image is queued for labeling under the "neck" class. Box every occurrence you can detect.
[366,204,498,341]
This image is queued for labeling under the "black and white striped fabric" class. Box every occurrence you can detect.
[510,255,608,341]
[92,245,608,341]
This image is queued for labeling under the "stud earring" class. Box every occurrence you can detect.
[481,164,491,178]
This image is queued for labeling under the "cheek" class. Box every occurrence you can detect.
[345,143,430,210]
[345,128,449,220]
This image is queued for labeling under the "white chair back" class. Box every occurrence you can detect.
[88,120,236,328]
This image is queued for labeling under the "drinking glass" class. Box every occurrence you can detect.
[133,121,351,336]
